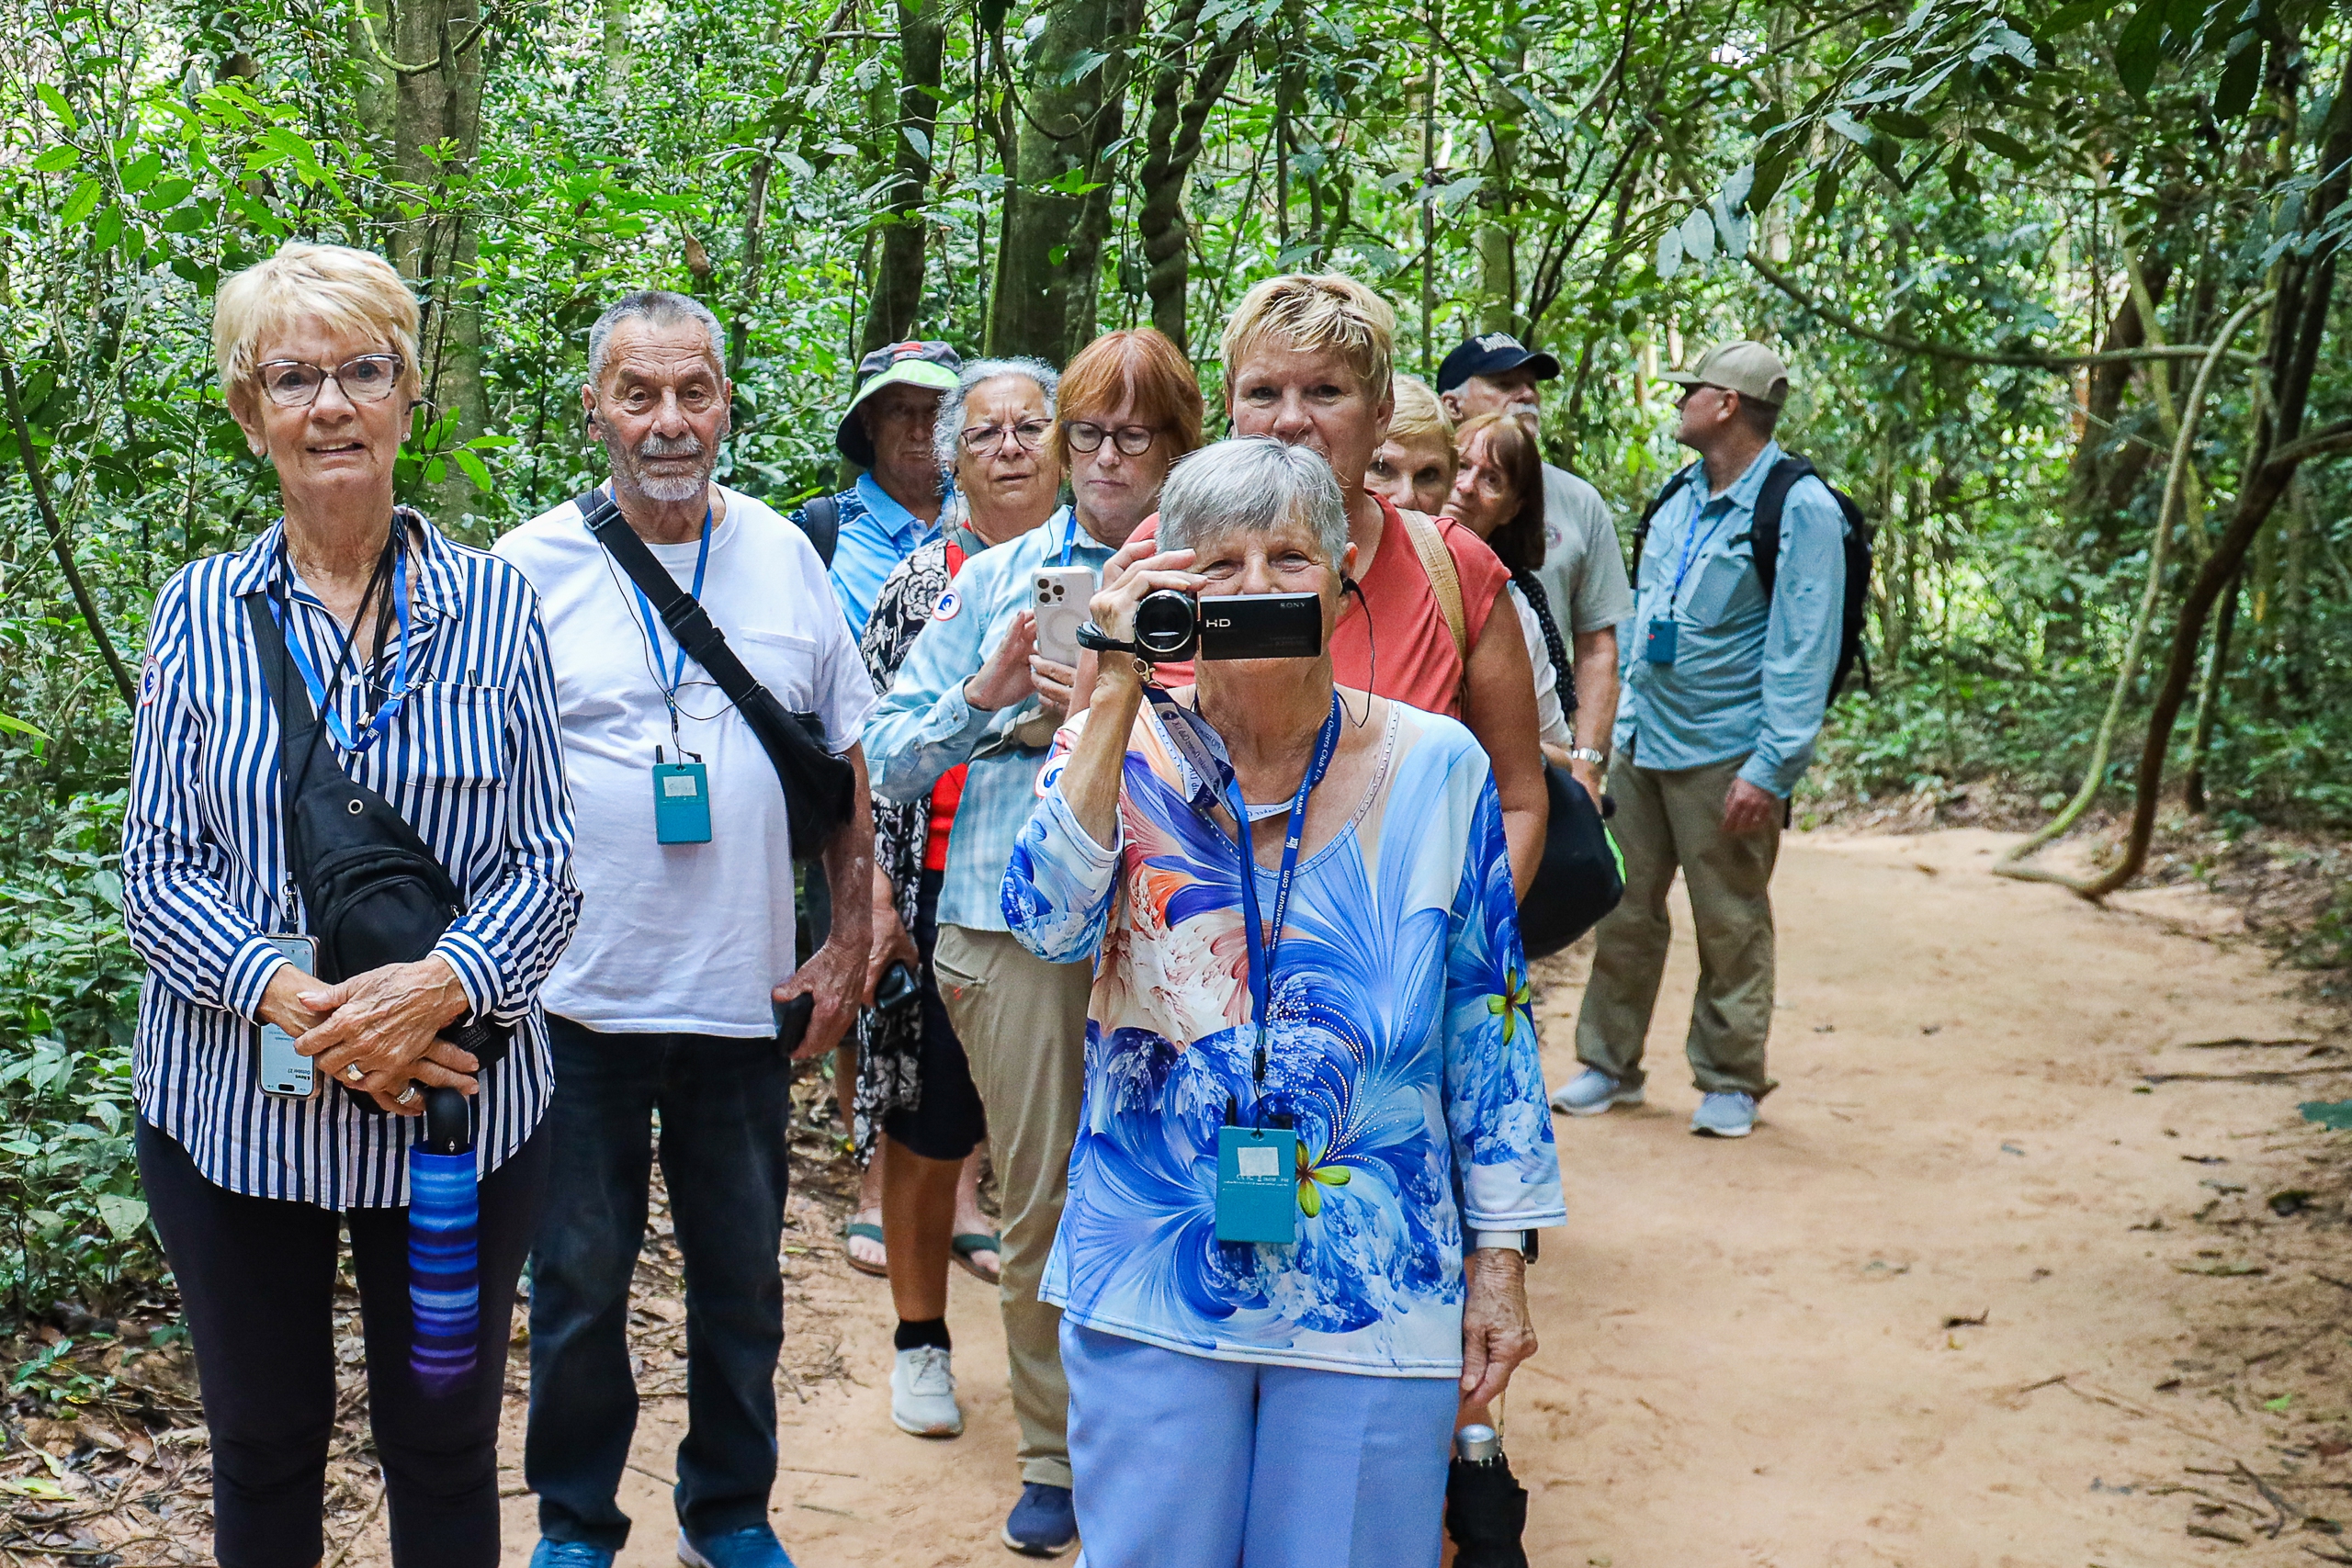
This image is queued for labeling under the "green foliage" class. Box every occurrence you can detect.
[0,795,153,1324]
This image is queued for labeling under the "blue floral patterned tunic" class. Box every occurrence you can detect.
[1003,694,1566,1378]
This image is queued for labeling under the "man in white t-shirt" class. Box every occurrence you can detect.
[496,291,876,1568]
[1439,333,1634,795]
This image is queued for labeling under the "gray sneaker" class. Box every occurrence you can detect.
[890,1344,964,1438]
[1550,1068,1644,1117]
[1690,1091,1758,1137]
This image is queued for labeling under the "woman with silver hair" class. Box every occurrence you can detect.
[1002,435,1564,1566]
[843,355,1065,1438]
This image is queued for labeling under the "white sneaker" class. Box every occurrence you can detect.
[890,1344,963,1438]
[1550,1067,1645,1117]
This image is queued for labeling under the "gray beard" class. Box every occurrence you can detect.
[633,470,707,502]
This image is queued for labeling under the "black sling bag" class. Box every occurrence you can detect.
[242,587,508,1149]
[574,488,856,861]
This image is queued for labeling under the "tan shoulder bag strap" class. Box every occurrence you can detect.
[1398,505,1469,665]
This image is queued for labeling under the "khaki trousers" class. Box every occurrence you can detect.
[933,924,1090,1490]
[1575,750,1781,1099]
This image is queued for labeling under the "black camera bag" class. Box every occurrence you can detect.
[242,590,509,1134]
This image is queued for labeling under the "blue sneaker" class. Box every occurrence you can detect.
[1690,1091,1758,1138]
[530,1542,616,1568]
[1550,1068,1644,1117]
[679,1524,795,1568]
[1001,1483,1077,1557]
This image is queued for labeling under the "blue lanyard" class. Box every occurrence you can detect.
[1057,507,1080,567]
[1667,493,1727,613]
[629,502,714,699]
[269,538,413,758]
[1228,694,1344,1092]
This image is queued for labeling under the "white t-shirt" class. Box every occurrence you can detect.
[494,486,876,1037]
[1537,464,1635,636]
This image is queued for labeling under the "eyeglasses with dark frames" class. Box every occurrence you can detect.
[960,417,1053,455]
[254,354,407,410]
[1063,421,1159,457]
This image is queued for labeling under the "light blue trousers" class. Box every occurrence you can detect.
[1061,1321,1460,1568]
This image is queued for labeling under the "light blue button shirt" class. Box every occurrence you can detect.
[827,473,935,637]
[862,508,1097,931]
[1613,442,1846,797]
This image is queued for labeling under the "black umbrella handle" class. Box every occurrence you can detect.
[422,1084,470,1154]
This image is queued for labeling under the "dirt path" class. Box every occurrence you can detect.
[381,828,2352,1566]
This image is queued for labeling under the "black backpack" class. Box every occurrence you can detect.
[795,492,842,567]
[1631,454,1875,697]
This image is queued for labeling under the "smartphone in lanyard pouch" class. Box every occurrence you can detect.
[257,933,321,1097]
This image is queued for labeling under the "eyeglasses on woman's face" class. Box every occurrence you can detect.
[255,354,406,410]
[960,417,1053,456]
[1063,421,1158,457]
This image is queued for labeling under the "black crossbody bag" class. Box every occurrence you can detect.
[573,488,855,861]
[242,589,509,1148]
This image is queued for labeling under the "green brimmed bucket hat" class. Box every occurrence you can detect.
[835,340,962,467]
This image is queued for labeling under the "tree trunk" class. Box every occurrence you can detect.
[601,0,628,107]
[1136,0,1247,351]
[987,0,1137,362]
[860,0,945,355]
[389,0,490,529]
[2071,47,2352,899]
[1476,0,1523,334]
[2183,568,2241,815]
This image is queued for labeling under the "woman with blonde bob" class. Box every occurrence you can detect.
[121,242,577,1568]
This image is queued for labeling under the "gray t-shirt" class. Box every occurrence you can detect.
[1535,464,1634,635]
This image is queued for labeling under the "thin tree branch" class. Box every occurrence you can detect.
[0,355,140,710]
[1746,252,2261,370]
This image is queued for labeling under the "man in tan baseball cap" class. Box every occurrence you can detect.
[1554,336,1855,1141]
[1657,338,1790,409]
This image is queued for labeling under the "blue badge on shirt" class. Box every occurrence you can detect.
[1216,1124,1298,1245]
[1645,615,1679,665]
[652,760,712,843]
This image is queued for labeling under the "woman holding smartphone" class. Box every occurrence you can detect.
[120,241,578,1568]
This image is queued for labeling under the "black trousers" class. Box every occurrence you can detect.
[137,1117,548,1568]
[525,1018,791,1554]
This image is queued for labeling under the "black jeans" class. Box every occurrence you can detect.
[137,1116,548,1568]
[526,1016,790,1553]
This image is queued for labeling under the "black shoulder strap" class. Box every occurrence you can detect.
[576,489,855,858]
[1747,455,1815,604]
[1630,464,1700,588]
[1512,571,1577,716]
[799,493,842,568]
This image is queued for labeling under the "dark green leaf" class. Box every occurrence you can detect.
[1970,127,2041,164]
[1874,110,1933,139]
[2115,0,2166,97]
[2213,30,2262,118]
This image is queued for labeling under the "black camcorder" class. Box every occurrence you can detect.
[1131,590,1323,663]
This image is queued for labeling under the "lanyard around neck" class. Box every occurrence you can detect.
[1668,492,1728,611]
[629,502,714,699]
[1057,508,1081,567]
[1227,694,1344,1103]
[270,532,413,759]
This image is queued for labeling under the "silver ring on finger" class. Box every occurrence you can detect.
[344,1063,366,1084]
[395,1085,418,1106]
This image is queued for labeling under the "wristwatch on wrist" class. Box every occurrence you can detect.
[1566,747,1608,768]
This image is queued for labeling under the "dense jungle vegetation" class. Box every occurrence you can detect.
[1,0,2347,1322]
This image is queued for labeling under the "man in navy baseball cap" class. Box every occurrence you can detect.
[1434,331,1634,816]
[1434,331,1561,415]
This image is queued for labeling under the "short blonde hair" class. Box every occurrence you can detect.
[213,242,419,410]
[1387,374,1454,451]
[1219,273,1395,400]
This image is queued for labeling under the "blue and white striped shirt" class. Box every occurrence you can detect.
[123,513,580,1209]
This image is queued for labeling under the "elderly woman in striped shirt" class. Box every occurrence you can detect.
[121,242,578,1568]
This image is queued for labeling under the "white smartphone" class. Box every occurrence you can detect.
[1032,566,1096,668]
[256,933,320,1098]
